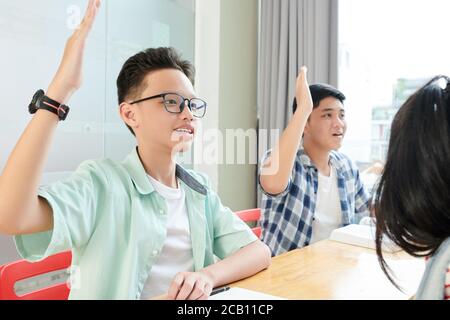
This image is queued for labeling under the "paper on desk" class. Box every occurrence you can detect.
[329,224,401,253]
[208,287,286,300]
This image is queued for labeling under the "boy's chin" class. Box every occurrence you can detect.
[330,143,342,151]
[327,141,343,151]
[177,146,191,153]
[171,141,193,154]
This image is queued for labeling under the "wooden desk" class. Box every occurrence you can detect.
[229,240,425,300]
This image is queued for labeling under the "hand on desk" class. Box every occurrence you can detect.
[165,271,214,300]
[150,241,271,300]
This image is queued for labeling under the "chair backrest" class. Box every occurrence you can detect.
[0,251,72,300]
[235,208,262,239]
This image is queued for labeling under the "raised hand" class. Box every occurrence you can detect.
[259,66,313,193]
[294,66,313,117]
[0,0,101,237]
[47,0,101,103]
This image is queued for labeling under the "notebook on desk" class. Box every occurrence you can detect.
[329,223,402,253]
[208,287,286,300]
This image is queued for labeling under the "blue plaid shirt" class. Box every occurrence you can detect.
[259,147,370,256]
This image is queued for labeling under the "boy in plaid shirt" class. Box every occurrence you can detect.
[259,68,370,256]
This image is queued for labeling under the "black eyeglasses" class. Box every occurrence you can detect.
[129,93,207,118]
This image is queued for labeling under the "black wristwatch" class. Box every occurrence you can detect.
[28,89,70,121]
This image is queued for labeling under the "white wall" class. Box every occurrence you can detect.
[218,0,258,211]
[193,0,221,191]
[193,0,258,211]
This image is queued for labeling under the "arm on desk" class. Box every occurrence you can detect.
[164,240,271,300]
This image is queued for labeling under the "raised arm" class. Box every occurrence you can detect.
[259,67,313,195]
[0,0,101,235]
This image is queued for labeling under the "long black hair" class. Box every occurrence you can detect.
[374,75,450,289]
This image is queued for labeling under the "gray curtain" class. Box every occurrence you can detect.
[257,0,339,204]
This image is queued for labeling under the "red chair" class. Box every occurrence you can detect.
[0,251,72,300]
[235,208,262,239]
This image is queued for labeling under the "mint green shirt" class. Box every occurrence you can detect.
[14,148,257,299]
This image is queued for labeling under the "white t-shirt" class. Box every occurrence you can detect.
[310,166,342,244]
[140,174,194,300]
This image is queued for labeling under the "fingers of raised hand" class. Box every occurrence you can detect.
[77,0,101,38]
[296,66,308,89]
[295,66,313,112]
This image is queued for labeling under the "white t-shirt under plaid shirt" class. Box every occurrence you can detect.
[259,146,371,256]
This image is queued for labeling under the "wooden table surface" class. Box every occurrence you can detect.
[228,240,425,300]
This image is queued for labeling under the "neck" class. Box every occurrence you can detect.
[303,138,331,176]
[136,142,177,188]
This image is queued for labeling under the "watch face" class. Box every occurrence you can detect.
[28,89,45,114]
[32,89,45,104]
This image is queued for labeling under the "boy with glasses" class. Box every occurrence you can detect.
[0,0,271,299]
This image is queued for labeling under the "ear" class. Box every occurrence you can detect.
[303,118,310,135]
[119,102,139,131]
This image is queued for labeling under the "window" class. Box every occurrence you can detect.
[338,0,450,170]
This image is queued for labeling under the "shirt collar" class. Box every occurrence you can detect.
[122,147,207,196]
[297,144,341,170]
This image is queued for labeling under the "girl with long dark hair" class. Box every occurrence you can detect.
[374,75,450,299]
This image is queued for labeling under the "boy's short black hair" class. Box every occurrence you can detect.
[117,47,195,136]
[292,84,346,113]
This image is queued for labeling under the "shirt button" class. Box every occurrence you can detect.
[152,250,159,256]
[159,209,164,214]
